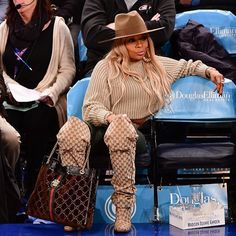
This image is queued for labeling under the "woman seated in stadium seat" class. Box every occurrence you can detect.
[57,10,224,233]
[0,0,75,197]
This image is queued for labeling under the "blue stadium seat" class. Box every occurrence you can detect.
[175,10,236,55]
[77,31,87,62]
[157,76,236,120]
[152,76,236,221]
[162,9,236,56]
[67,77,90,119]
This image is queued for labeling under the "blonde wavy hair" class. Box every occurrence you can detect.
[105,35,172,114]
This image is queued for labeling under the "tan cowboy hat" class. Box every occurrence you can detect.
[99,10,165,43]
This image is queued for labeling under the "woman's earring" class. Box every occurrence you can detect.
[143,50,151,62]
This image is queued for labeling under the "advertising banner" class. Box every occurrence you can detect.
[155,76,236,121]
[94,185,154,223]
[158,183,228,224]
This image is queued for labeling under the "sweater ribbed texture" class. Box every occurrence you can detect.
[83,56,209,126]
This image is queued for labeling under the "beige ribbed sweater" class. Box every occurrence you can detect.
[0,17,76,126]
[83,56,209,126]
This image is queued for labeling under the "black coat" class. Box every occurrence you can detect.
[81,0,176,75]
[0,144,21,223]
[50,0,85,24]
[0,74,7,117]
[171,20,236,83]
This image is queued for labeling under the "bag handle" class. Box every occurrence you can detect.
[46,141,59,165]
[80,144,91,174]
[46,141,92,174]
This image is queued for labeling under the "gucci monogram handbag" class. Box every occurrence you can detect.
[26,142,98,229]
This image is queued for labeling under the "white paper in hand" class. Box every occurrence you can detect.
[8,83,45,102]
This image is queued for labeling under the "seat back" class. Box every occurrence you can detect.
[76,32,88,79]
[163,9,236,56]
[152,76,236,222]
[156,76,236,121]
[67,77,90,119]
[77,31,88,62]
[153,75,236,177]
[175,10,236,55]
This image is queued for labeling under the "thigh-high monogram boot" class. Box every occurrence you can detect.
[57,116,91,168]
[104,115,138,232]
[57,116,91,232]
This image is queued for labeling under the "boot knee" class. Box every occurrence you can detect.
[104,116,138,150]
[57,116,91,166]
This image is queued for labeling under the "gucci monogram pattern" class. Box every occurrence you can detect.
[56,115,138,228]
[26,160,97,229]
[114,207,132,232]
[104,115,138,208]
[57,116,91,167]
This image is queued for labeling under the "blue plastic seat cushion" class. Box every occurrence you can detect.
[157,142,235,166]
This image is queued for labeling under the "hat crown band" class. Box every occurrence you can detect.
[115,12,147,38]
[98,11,164,43]
[116,24,147,37]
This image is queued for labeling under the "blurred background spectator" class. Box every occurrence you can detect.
[81,0,176,77]
[1,0,75,198]
[50,0,85,47]
[0,0,7,23]
[50,0,85,83]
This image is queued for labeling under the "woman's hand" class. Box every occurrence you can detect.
[39,95,53,106]
[6,92,20,106]
[151,13,160,22]
[106,114,131,124]
[205,67,224,96]
[106,22,115,30]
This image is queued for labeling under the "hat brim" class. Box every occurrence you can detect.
[99,26,165,44]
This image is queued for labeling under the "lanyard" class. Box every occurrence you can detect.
[14,48,32,78]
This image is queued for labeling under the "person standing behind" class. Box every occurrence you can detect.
[0,0,75,197]
[50,0,85,48]
[81,0,176,77]
[50,0,85,83]
[0,0,8,23]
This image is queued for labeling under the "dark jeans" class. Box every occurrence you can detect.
[0,135,20,223]
[86,122,150,169]
[6,103,59,197]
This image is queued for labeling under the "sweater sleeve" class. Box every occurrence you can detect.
[0,74,6,104]
[39,18,76,105]
[82,59,113,126]
[0,21,15,90]
[158,56,209,82]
